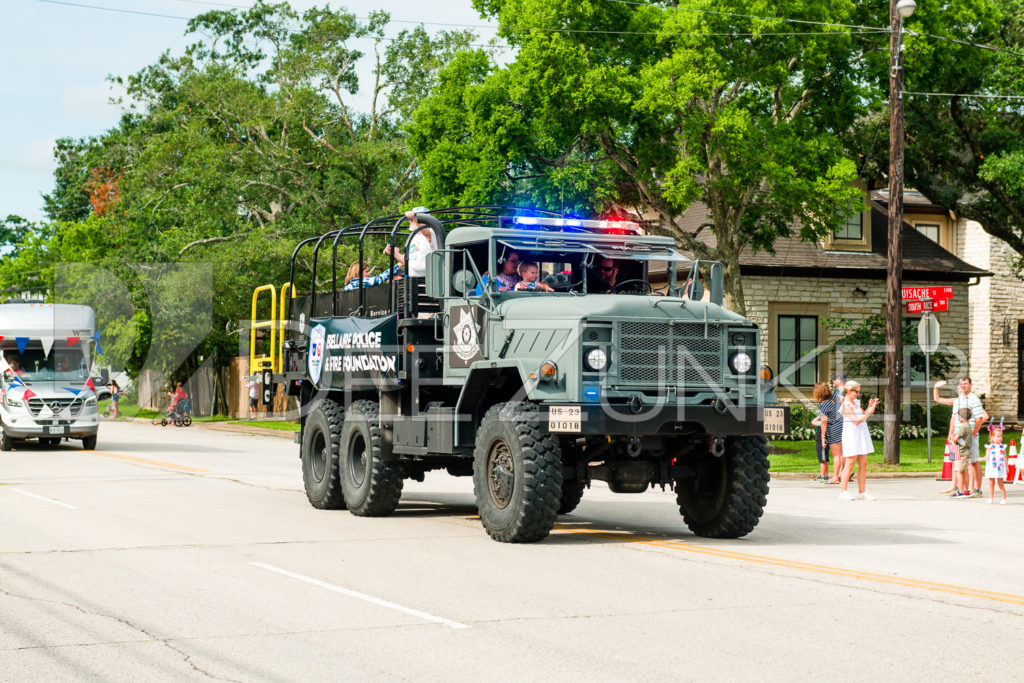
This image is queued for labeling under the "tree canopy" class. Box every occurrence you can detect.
[409,0,880,312]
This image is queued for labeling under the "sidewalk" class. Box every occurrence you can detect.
[126,416,297,440]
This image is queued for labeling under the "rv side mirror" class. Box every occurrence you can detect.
[424,251,446,298]
[100,369,110,384]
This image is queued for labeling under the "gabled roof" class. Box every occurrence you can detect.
[675,201,991,281]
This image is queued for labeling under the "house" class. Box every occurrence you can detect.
[871,190,1023,418]
[672,194,991,403]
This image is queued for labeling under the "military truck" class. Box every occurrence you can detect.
[251,207,789,543]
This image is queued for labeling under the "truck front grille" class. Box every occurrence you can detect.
[28,397,83,418]
[616,321,723,387]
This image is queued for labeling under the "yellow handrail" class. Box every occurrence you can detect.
[250,284,277,373]
[278,282,295,371]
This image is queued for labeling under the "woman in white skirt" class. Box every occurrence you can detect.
[839,380,880,500]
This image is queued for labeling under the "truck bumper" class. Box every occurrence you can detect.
[549,402,790,437]
[2,417,99,439]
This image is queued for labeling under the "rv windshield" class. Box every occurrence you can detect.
[4,348,88,383]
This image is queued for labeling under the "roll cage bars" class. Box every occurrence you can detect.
[285,206,570,321]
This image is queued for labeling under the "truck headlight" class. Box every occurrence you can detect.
[85,395,97,405]
[584,347,608,372]
[730,352,753,374]
[4,394,23,407]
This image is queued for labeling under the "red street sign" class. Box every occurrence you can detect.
[906,299,948,314]
[902,286,953,301]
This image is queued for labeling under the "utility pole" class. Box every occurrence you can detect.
[885,0,916,465]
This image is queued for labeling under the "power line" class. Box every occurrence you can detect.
[906,29,1024,58]
[604,0,884,32]
[904,90,1024,100]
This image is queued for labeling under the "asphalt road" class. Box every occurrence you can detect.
[2,421,1024,681]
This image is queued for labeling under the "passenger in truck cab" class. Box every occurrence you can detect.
[473,250,521,295]
[514,262,554,291]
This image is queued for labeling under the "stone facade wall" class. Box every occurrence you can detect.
[743,273,971,409]
[961,218,1024,418]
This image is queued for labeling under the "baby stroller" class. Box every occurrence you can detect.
[161,397,193,427]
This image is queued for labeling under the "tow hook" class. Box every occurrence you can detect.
[711,437,726,458]
[626,436,642,458]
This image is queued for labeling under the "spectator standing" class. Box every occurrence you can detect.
[813,382,843,484]
[950,408,974,498]
[109,380,120,419]
[839,380,880,500]
[248,376,259,415]
[934,377,988,497]
[984,419,1008,505]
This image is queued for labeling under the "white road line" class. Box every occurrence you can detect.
[250,562,469,630]
[9,488,78,509]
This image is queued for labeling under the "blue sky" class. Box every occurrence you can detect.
[1,0,497,222]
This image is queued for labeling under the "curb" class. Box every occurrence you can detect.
[117,416,297,440]
[771,471,943,480]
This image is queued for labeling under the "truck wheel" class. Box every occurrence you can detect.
[0,425,13,451]
[674,435,770,539]
[473,402,563,542]
[82,435,98,450]
[558,481,585,515]
[340,400,403,516]
[301,399,346,509]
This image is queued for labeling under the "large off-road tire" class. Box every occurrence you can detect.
[340,400,403,516]
[557,480,585,515]
[81,435,97,450]
[674,435,770,538]
[301,399,346,509]
[473,402,563,543]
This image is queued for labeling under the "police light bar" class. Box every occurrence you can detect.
[512,216,642,234]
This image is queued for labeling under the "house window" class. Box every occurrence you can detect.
[835,201,864,240]
[915,223,940,244]
[778,315,818,386]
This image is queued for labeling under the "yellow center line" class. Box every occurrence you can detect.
[557,527,1024,606]
[84,450,209,473]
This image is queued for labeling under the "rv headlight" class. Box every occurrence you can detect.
[4,394,24,407]
[85,395,97,405]
[730,352,753,374]
[584,347,608,372]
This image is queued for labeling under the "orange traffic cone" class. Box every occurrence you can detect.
[1007,438,1018,484]
[939,438,953,481]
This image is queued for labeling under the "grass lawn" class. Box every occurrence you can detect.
[769,436,956,473]
[228,420,300,431]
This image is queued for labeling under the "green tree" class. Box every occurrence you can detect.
[410,0,875,313]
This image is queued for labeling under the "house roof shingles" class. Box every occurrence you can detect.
[675,201,991,282]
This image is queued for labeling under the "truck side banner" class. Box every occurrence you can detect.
[308,314,400,391]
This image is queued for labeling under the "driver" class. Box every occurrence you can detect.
[589,257,618,293]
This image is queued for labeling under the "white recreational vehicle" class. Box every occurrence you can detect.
[0,303,100,450]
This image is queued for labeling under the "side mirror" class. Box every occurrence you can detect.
[100,368,110,384]
[709,262,724,306]
[452,269,477,295]
[425,251,446,298]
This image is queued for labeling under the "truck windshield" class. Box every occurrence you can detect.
[4,348,88,383]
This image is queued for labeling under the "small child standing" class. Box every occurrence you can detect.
[984,419,1008,505]
[951,407,974,499]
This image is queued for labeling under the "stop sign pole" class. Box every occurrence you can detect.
[918,305,941,463]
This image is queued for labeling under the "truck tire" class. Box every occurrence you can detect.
[301,399,346,509]
[82,435,97,450]
[0,425,13,451]
[473,402,563,542]
[674,435,770,539]
[340,400,403,516]
[558,481,585,515]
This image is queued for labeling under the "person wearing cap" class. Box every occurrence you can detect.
[390,206,437,278]
[830,372,846,403]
